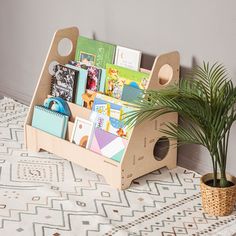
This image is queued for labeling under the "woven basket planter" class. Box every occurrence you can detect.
[200,173,236,216]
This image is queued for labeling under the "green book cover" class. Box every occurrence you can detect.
[75,36,116,69]
[105,64,149,100]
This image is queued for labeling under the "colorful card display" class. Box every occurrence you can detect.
[114,46,142,71]
[75,36,116,69]
[71,117,94,149]
[105,64,149,100]
[90,128,128,162]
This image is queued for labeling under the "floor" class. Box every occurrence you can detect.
[0,97,236,236]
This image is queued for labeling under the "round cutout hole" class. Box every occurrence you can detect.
[48,60,59,75]
[158,64,173,85]
[153,137,170,161]
[58,38,73,57]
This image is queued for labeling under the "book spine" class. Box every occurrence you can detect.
[50,76,55,97]
[72,70,79,103]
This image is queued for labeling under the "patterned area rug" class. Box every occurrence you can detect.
[0,97,236,236]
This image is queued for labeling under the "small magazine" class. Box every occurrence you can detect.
[51,64,78,102]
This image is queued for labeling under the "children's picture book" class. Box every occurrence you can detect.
[92,98,120,120]
[71,117,95,149]
[86,66,102,92]
[92,93,129,120]
[91,93,134,138]
[121,84,143,103]
[51,64,78,102]
[75,36,116,69]
[68,60,106,93]
[90,111,131,139]
[90,128,128,162]
[92,93,134,117]
[114,46,142,71]
[105,64,149,100]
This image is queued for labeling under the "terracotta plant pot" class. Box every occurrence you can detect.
[200,173,236,216]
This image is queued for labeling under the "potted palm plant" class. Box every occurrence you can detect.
[126,62,236,216]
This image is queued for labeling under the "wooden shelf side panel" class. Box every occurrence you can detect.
[120,52,180,189]
[148,51,180,90]
[120,113,178,189]
[24,27,79,127]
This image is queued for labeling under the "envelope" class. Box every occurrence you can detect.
[90,128,128,162]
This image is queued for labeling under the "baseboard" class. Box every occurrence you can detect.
[177,146,212,175]
[0,85,31,105]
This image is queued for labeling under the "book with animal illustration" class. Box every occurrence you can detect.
[91,94,134,138]
[92,93,133,120]
[114,46,142,71]
[90,111,131,139]
[51,64,78,102]
[75,36,116,69]
[105,64,149,100]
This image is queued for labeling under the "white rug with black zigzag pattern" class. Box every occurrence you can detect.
[0,97,236,236]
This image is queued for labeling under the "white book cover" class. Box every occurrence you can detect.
[114,46,142,71]
[71,117,95,149]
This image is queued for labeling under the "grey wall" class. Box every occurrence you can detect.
[0,0,235,176]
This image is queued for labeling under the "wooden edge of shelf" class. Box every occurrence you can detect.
[29,94,131,165]
[25,124,120,168]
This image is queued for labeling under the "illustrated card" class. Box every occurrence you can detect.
[71,117,94,149]
[90,128,128,162]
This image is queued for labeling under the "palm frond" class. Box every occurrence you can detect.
[160,122,207,147]
[124,62,236,187]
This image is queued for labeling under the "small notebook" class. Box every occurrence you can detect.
[66,63,88,106]
[32,106,69,139]
[51,64,78,102]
